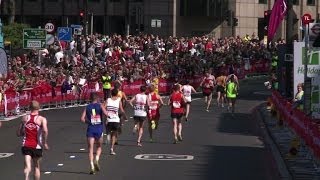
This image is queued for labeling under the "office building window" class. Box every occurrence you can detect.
[292,0,299,5]
[110,0,121,2]
[307,0,315,6]
[90,0,100,2]
[47,0,58,2]
[180,0,207,16]
[259,0,267,4]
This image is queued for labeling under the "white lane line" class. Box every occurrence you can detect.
[57,164,64,167]
[44,171,52,175]
[69,155,76,159]
[80,148,85,151]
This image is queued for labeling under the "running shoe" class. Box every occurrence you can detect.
[110,149,116,155]
[178,135,183,142]
[137,142,142,147]
[90,167,96,175]
[151,120,156,130]
[206,109,209,112]
[173,138,178,144]
[94,160,100,172]
[132,124,138,134]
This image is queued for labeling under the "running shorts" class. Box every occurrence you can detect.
[216,85,225,93]
[106,122,120,132]
[21,147,43,158]
[134,116,147,122]
[87,125,103,139]
[171,113,184,120]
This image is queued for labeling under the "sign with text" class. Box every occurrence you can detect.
[23,29,46,49]
[294,42,320,118]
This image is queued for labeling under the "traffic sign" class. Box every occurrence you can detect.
[70,24,82,28]
[311,23,320,36]
[57,27,72,41]
[302,13,312,25]
[45,23,55,33]
[23,29,46,49]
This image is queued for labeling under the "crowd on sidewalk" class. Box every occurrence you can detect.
[0,33,279,98]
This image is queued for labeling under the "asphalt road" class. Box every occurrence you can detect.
[0,77,280,180]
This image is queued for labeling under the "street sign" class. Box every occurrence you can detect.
[70,24,82,28]
[134,154,194,161]
[57,27,72,41]
[74,28,82,35]
[23,29,46,49]
[45,23,55,33]
[310,23,320,36]
[302,13,312,25]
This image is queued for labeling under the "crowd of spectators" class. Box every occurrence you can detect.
[1,33,279,95]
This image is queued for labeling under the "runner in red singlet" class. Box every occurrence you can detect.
[168,84,187,144]
[147,85,164,142]
[17,101,49,180]
[200,70,216,112]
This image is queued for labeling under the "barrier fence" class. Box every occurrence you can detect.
[269,90,320,159]
[0,59,270,117]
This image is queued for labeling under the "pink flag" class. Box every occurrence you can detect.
[268,0,287,41]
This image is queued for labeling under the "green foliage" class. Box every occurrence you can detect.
[3,23,30,50]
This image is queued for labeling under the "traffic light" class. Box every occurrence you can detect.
[264,10,271,26]
[233,18,238,26]
[79,9,85,25]
[226,10,232,26]
[313,35,320,47]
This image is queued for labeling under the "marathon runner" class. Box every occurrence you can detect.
[105,89,125,155]
[216,72,227,107]
[129,85,149,147]
[168,84,187,144]
[181,80,197,121]
[80,92,109,174]
[200,70,216,112]
[226,75,238,114]
[16,100,49,180]
[147,84,164,142]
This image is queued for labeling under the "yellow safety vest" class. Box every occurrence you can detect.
[102,76,111,89]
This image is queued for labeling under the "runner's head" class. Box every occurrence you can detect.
[140,85,147,93]
[111,88,119,97]
[173,84,180,92]
[30,100,40,111]
[229,74,235,82]
[149,84,155,93]
[114,81,121,90]
[90,92,99,102]
[185,80,190,85]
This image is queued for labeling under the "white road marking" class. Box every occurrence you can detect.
[135,154,194,161]
[57,164,64,166]
[44,172,51,174]
[69,155,76,159]
[80,148,85,151]
[0,153,14,158]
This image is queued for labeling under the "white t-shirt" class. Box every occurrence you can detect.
[134,94,147,117]
[55,51,64,64]
[182,85,192,102]
[106,98,121,123]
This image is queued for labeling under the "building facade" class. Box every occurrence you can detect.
[0,0,319,40]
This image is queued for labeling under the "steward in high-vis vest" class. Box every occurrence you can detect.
[102,71,112,100]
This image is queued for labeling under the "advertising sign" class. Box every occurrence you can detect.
[294,42,320,118]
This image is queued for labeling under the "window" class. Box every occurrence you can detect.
[47,0,58,2]
[180,0,207,16]
[259,0,267,4]
[90,0,100,2]
[292,0,299,5]
[307,0,315,6]
[110,0,120,2]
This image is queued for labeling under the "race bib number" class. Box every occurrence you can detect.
[173,101,181,108]
[91,115,102,125]
[149,102,158,110]
[134,105,145,111]
[184,91,191,97]
[107,110,117,119]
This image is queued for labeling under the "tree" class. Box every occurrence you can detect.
[3,23,30,50]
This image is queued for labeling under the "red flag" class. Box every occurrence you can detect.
[268,0,287,41]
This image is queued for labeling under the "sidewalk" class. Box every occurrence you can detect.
[255,103,320,180]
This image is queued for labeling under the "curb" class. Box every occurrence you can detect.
[252,103,293,180]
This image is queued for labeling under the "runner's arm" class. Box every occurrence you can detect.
[191,86,197,93]
[41,117,49,150]
[129,96,135,107]
[167,95,171,106]
[158,94,164,107]
[100,104,109,117]
[80,109,86,123]
[16,116,26,137]
[119,101,125,113]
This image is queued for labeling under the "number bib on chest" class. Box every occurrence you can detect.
[173,101,181,108]
[91,115,102,125]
